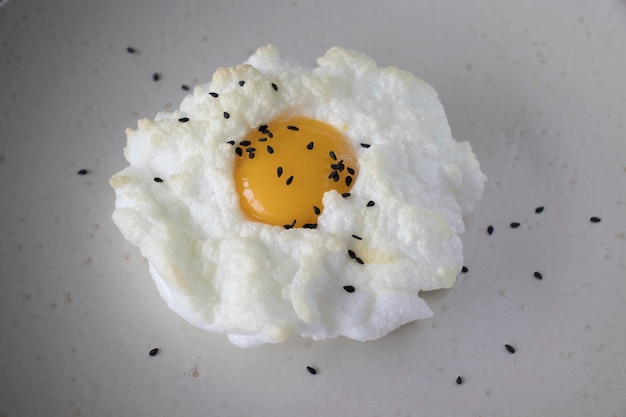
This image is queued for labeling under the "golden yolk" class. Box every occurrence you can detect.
[233,117,358,228]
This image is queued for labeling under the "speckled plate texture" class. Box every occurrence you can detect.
[1,1,625,416]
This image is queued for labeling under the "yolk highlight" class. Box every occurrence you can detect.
[234,117,358,228]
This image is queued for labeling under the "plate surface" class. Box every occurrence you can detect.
[1,1,625,416]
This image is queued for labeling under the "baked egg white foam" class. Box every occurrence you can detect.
[110,45,486,348]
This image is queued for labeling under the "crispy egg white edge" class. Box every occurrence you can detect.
[110,45,486,348]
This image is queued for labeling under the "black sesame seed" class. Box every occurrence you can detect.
[328,171,339,182]
[152,72,161,81]
[345,176,353,186]
[258,125,268,132]
[461,266,469,273]
[342,192,351,198]
[343,285,356,293]
[535,206,544,213]
[283,219,296,229]
[456,376,463,385]
[267,145,274,154]
[360,143,371,148]
[126,47,136,54]
[149,348,159,356]
[347,167,355,175]
[487,225,494,235]
[226,140,235,145]
[181,84,190,91]
[313,206,321,215]
[286,175,294,185]
[178,117,189,123]
[303,223,317,229]
[287,125,299,131]
[277,167,283,177]
[77,169,88,175]
[306,141,314,150]
[248,152,255,159]
[366,200,375,207]
[238,80,245,87]
[267,132,274,138]
[355,257,364,265]
[347,250,356,259]
[239,140,251,146]
[223,112,230,119]
[209,92,219,97]
[258,137,268,142]
[351,234,362,240]
[153,177,163,183]
[271,83,278,91]
[505,344,516,354]
[329,150,337,160]
[534,271,543,280]
[235,147,243,157]
[306,366,317,375]
[590,216,602,223]
[510,222,521,228]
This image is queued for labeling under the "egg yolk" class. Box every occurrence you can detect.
[233,117,358,228]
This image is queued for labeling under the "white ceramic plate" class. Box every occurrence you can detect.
[1,1,625,416]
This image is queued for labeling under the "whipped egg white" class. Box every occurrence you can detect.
[110,45,485,348]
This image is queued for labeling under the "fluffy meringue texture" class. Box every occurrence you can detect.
[110,45,486,348]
